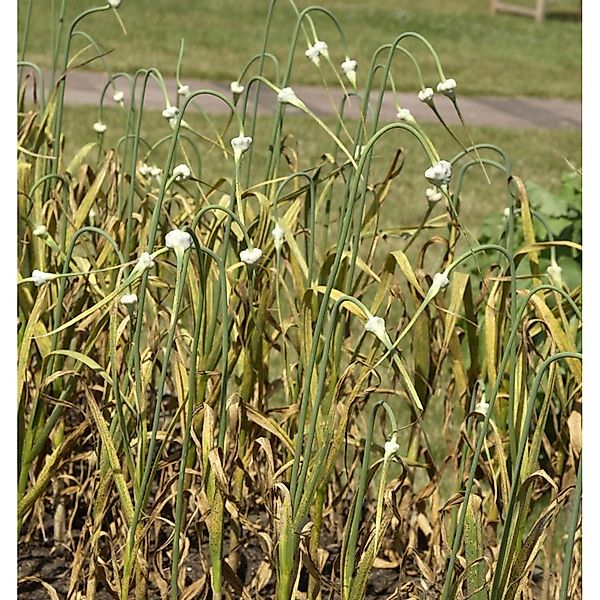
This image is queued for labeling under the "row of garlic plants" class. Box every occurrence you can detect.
[17,1,581,598]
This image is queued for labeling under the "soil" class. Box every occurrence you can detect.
[18,538,115,599]
[18,535,413,600]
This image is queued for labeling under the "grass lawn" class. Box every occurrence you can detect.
[59,104,581,236]
[19,0,581,98]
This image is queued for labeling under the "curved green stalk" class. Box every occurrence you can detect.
[17,61,46,108]
[51,4,111,176]
[170,232,229,598]
[490,351,582,599]
[292,294,371,512]
[440,281,581,599]
[71,30,114,79]
[289,121,436,506]
[559,454,582,600]
[121,242,190,600]
[342,399,398,597]
[273,172,316,283]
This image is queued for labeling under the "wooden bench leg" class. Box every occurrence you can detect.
[491,0,548,22]
[534,0,547,22]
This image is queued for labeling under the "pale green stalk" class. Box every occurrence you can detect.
[289,121,436,506]
[51,4,110,176]
[293,294,371,513]
[121,241,190,600]
[170,234,229,598]
[490,351,582,599]
[342,400,398,597]
[17,62,46,108]
[440,280,581,599]
[559,454,582,600]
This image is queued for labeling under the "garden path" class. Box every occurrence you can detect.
[26,69,581,130]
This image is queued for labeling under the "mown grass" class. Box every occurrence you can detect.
[60,104,582,234]
[19,0,581,98]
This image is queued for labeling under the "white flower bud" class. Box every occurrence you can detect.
[113,90,124,103]
[503,207,511,219]
[33,225,48,238]
[136,252,155,272]
[426,188,443,203]
[231,135,252,161]
[165,228,192,253]
[172,164,191,181]
[230,81,245,95]
[341,58,357,87]
[177,84,190,97]
[277,86,300,106]
[424,160,452,187]
[436,78,457,97]
[384,437,400,460]
[31,269,57,286]
[162,105,179,119]
[108,0,121,8]
[474,401,490,416]
[396,108,414,122]
[432,272,450,292]
[272,223,284,251]
[120,293,138,305]
[418,87,435,104]
[364,316,387,342]
[93,121,107,133]
[305,44,321,66]
[139,162,152,177]
[547,260,563,287]
[240,247,263,265]
[314,40,329,58]
[354,145,366,159]
[149,165,162,178]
